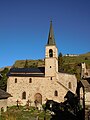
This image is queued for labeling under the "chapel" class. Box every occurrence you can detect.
[78,62,90,119]
[7,21,77,106]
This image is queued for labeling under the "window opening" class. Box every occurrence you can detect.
[51,77,52,80]
[29,78,32,83]
[22,92,26,99]
[68,82,72,89]
[49,49,53,57]
[15,78,17,83]
[54,90,58,96]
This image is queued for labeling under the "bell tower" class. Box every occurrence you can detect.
[45,21,58,77]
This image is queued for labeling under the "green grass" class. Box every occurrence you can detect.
[13,59,44,68]
[0,106,51,120]
[63,55,90,66]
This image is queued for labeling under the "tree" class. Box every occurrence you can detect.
[0,68,9,91]
[24,59,29,68]
[58,52,63,72]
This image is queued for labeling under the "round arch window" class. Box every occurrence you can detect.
[54,90,58,96]
[22,91,26,99]
[49,49,53,57]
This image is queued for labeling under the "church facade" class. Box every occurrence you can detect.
[7,22,77,106]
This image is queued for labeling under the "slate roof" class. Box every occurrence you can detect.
[47,21,56,46]
[0,89,11,99]
[80,80,90,92]
[7,67,45,77]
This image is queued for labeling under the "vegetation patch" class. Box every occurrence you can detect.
[0,106,51,120]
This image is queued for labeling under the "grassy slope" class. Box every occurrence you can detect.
[13,59,45,68]
[13,52,90,68]
[12,52,90,81]
[63,52,90,68]
[61,52,90,80]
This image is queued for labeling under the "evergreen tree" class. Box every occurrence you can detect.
[0,68,9,91]
[58,52,63,72]
[24,59,29,68]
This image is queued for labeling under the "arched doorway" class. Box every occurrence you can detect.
[34,93,42,105]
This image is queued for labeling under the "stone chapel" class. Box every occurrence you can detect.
[7,21,77,106]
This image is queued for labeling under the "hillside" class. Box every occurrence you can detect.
[61,52,90,80]
[63,52,90,68]
[13,59,45,68]
[0,66,11,72]
[9,52,90,81]
[13,52,90,68]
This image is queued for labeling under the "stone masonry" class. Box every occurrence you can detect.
[7,22,77,107]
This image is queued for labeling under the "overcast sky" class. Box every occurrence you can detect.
[0,0,90,68]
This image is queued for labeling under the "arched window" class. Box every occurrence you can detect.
[15,78,17,83]
[68,82,72,89]
[22,92,26,99]
[50,77,52,80]
[49,49,53,57]
[29,78,32,83]
[54,90,58,96]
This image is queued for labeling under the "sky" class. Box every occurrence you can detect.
[0,0,90,68]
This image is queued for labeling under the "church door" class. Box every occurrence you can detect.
[34,93,42,104]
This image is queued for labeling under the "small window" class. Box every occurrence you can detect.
[54,90,58,96]
[68,82,72,89]
[15,78,17,83]
[51,77,52,80]
[29,78,32,83]
[22,92,26,99]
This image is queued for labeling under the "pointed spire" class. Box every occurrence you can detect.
[47,21,56,46]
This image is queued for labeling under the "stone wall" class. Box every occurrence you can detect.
[58,73,77,94]
[85,92,90,106]
[7,73,77,106]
